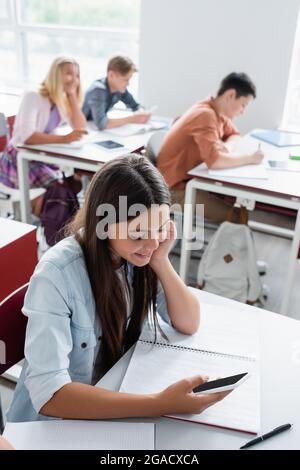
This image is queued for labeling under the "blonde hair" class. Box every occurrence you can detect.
[39,56,83,117]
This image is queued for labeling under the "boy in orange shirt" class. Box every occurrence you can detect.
[157,73,263,222]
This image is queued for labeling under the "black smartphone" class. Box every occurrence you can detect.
[94,140,124,150]
[193,372,249,394]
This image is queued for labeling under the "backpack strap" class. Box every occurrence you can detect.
[226,206,249,225]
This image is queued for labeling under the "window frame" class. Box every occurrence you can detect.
[0,0,139,91]
[0,0,11,26]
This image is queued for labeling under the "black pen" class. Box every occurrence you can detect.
[240,423,292,449]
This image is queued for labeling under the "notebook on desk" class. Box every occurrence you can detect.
[190,162,268,180]
[251,129,300,147]
[120,304,260,435]
[105,118,168,137]
[208,164,268,180]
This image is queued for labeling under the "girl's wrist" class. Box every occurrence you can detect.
[147,393,164,417]
[149,256,171,273]
[66,92,77,102]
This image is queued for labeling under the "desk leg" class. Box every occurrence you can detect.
[280,207,300,315]
[179,180,196,283]
[18,153,31,223]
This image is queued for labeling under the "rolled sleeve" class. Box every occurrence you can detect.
[193,126,229,168]
[25,370,71,415]
[121,90,140,111]
[22,261,73,413]
[191,110,232,168]
[84,87,108,130]
[223,117,240,140]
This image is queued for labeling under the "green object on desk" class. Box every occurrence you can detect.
[289,155,300,161]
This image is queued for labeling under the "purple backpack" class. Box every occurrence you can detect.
[40,182,79,246]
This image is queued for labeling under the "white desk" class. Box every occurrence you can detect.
[179,134,300,316]
[17,130,152,224]
[98,288,300,450]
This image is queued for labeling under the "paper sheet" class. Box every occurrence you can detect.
[3,420,155,450]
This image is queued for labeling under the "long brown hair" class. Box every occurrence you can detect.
[68,155,170,376]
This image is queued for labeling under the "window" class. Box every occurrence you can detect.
[0,0,140,93]
[0,31,18,84]
[20,0,140,29]
[0,0,10,23]
[282,11,300,131]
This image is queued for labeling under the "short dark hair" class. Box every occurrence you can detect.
[107,55,137,75]
[217,73,256,99]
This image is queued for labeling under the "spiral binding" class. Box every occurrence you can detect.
[139,339,256,363]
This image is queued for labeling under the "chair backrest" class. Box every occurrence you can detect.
[145,130,168,165]
[7,115,16,138]
[0,113,15,154]
[0,112,9,153]
[0,112,8,137]
[0,284,28,375]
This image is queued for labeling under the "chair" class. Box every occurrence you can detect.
[144,130,168,165]
[0,284,28,432]
[0,113,9,153]
[0,113,45,220]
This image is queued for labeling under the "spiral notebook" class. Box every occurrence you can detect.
[120,304,260,435]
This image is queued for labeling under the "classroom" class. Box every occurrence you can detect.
[1,0,300,454]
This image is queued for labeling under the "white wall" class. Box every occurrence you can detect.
[139,0,300,133]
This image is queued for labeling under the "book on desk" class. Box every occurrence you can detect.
[251,129,300,147]
[104,117,170,137]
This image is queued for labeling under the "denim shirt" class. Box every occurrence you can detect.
[82,77,140,130]
[7,236,170,423]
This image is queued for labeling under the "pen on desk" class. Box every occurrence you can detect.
[240,423,292,449]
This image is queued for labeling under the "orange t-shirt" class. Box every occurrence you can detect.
[157,98,240,189]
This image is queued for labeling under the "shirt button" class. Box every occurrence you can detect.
[81,342,87,349]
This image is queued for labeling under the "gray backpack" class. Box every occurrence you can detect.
[197,209,262,303]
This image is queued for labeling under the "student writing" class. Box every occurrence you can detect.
[157,72,264,223]
[82,55,151,130]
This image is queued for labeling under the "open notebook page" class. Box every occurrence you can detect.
[189,162,268,180]
[208,163,268,180]
[120,303,260,434]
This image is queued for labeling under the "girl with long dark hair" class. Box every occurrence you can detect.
[8,155,227,422]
